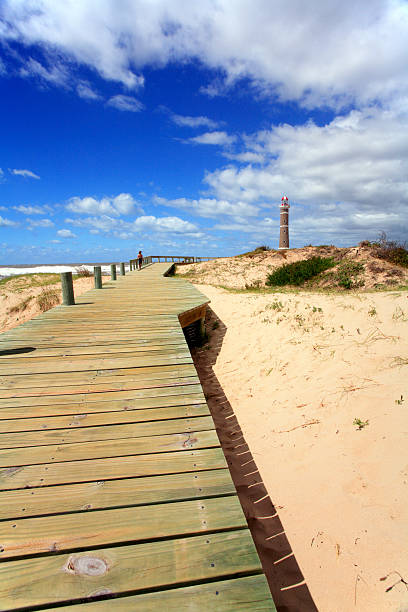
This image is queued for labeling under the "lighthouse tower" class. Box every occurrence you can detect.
[279,195,290,250]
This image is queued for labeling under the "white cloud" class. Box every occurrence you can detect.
[170,113,220,129]
[19,57,69,87]
[107,95,144,112]
[28,218,54,228]
[0,216,17,227]
[57,228,76,238]
[11,168,40,179]
[155,196,259,219]
[76,81,101,100]
[66,213,203,238]
[223,151,265,164]
[66,193,142,216]
[2,1,407,108]
[189,131,237,146]
[204,101,408,242]
[13,205,47,215]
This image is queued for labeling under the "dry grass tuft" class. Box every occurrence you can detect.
[36,288,60,312]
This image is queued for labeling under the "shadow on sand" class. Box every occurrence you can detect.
[188,307,317,612]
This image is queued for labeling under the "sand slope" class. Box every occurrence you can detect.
[0,275,94,333]
[193,283,408,611]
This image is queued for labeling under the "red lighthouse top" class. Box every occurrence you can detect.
[280,195,290,207]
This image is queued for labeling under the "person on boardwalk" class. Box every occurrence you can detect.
[137,250,143,270]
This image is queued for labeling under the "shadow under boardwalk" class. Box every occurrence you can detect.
[0,264,275,610]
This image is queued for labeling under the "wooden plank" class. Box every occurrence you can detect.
[0,533,268,610]
[0,469,234,519]
[48,576,275,612]
[0,364,197,388]
[0,384,205,409]
[0,377,200,399]
[0,415,215,449]
[0,495,246,559]
[0,340,187,360]
[0,403,210,434]
[0,428,219,467]
[0,350,193,375]
[0,395,206,420]
[0,447,227,490]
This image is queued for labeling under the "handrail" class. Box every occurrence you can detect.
[129,255,219,270]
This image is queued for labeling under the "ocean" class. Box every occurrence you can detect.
[0,262,129,281]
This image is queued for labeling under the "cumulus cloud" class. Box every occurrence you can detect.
[66,213,203,238]
[19,57,69,87]
[76,81,101,100]
[170,113,220,129]
[0,216,18,227]
[155,196,259,219]
[13,205,48,215]
[189,131,237,146]
[28,218,54,228]
[10,169,40,179]
[1,1,407,108]
[107,95,144,112]
[57,228,76,238]
[66,193,142,216]
[204,102,408,242]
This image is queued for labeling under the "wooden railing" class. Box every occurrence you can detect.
[129,255,219,270]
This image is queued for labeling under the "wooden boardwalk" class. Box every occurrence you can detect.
[0,264,275,610]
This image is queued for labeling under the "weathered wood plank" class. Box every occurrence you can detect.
[0,415,214,449]
[49,576,275,612]
[0,384,205,409]
[0,495,246,559]
[0,533,270,611]
[0,377,200,398]
[0,428,219,467]
[0,447,227,490]
[0,403,210,434]
[0,469,234,519]
[0,364,197,388]
[0,395,206,420]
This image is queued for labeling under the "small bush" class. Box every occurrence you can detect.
[37,288,60,312]
[335,261,365,289]
[238,245,271,257]
[75,266,92,277]
[374,231,408,268]
[266,256,335,286]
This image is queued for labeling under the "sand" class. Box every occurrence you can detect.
[192,283,408,611]
[0,275,94,333]
[1,266,407,610]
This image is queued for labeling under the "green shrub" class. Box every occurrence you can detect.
[266,256,335,286]
[335,261,365,289]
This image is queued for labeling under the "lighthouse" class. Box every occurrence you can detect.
[279,195,290,250]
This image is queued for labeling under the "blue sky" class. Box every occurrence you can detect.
[0,1,407,264]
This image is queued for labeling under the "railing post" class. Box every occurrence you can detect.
[120,262,125,276]
[110,264,117,280]
[94,266,102,289]
[60,272,75,305]
[129,260,132,271]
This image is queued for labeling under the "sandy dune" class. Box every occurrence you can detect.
[192,283,408,611]
[0,275,94,333]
